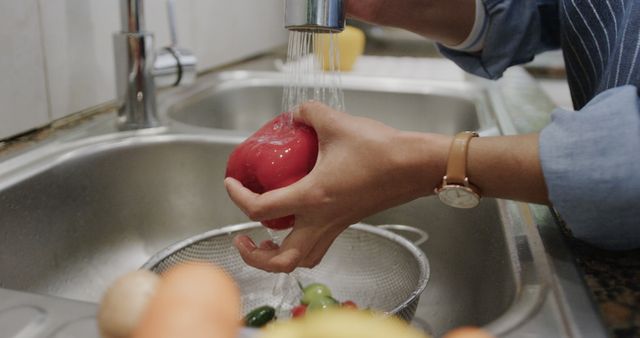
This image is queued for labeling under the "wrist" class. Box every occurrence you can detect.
[435,131,481,208]
[391,131,452,197]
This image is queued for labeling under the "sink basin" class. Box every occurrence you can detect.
[165,71,495,135]
[0,70,606,337]
[0,136,245,302]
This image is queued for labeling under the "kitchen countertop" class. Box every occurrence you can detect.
[559,224,640,338]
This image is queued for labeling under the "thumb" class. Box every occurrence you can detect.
[224,177,306,222]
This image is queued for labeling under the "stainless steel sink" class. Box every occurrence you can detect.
[0,136,245,302]
[0,69,606,337]
[166,71,488,135]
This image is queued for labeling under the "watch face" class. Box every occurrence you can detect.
[437,185,480,209]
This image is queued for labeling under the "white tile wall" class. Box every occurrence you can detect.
[190,0,286,70]
[0,0,50,140]
[38,0,120,120]
[0,0,287,139]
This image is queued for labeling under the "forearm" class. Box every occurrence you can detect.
[396,132,549,205]
[346,0,476,46]
[467,134,549,204]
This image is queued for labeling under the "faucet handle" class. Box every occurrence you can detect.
[154,48,197,87]
[154,0,197,88]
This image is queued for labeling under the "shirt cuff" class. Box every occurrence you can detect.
[444,0,489,52]
[539,86,640,250]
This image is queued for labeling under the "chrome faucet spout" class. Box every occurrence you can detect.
[285,0,345,33]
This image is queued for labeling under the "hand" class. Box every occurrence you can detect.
[225,102,450,273]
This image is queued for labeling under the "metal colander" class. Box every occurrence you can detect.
[142,222,430,322]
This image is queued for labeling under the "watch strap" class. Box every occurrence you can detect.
[445,131,478,185]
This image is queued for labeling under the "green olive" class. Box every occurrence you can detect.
[301,283,333,305]
[244,305,276,328]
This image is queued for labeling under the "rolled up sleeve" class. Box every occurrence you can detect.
[540,86,640,250]
[438,0,561,79]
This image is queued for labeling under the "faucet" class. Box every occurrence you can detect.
[114,0,197,130]
[285,0,345,32]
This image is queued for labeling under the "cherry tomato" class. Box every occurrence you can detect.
[342,300,358,309]
[291,304,307,318]
[226,114,318,230]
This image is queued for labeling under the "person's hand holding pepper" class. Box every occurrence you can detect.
[225,102,451,272]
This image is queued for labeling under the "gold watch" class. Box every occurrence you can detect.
[435,131,481,208]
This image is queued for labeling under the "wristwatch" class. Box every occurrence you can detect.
[435,131,481,208]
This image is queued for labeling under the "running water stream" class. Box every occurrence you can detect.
[269,30,345,318]
[282,31,345,124]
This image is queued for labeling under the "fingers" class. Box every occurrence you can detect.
[224,178,303,221]
[234,225,346,272]
[258,240,279,250]
[295,101,344,134]
[233,225,319,273]
[299,229,341,268]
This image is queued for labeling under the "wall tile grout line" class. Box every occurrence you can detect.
[35,0,54,125]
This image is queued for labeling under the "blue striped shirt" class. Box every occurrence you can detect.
[561,0,640,108]
[439,0,640,250]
